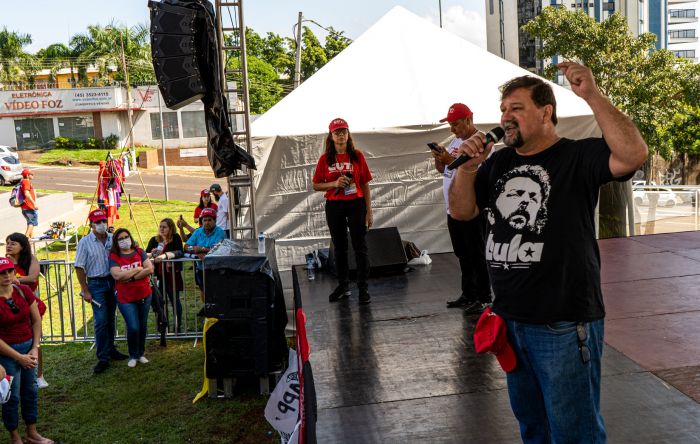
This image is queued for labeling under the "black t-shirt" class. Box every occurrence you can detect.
[475,137,631,324]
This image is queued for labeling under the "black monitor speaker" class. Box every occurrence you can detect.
[329,226,408,276]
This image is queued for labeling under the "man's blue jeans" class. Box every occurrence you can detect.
[118,295,152,359]
[505,319,606,444]
[89,278,118,362]
[0,339,38,431]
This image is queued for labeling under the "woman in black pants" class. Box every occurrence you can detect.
[312,118,373,304]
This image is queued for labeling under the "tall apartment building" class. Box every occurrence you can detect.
[485,0,699,72]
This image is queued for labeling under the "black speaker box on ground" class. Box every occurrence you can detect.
[329,226,408,277]
[205,319,268,377]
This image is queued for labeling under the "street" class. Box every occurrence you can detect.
[28,165,219,202]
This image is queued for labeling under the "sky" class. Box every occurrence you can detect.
[0,0,487,53]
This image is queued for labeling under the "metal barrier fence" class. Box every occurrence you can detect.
[37,258,205,344]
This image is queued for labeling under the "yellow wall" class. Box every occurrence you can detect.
[34,71,112,89]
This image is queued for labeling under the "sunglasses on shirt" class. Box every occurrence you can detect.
[5,298,19,314]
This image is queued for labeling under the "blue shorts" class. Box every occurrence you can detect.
[21,209,38,226]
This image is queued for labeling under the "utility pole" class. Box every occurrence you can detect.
[439,0,443,28]
[294,11,303,89]
[118,31,135,151]
[157,90,170,201]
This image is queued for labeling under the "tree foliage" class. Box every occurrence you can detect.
[0,27,36,86]
[0,21,351,113]
[522,8,698,160]
[70,22,155,85]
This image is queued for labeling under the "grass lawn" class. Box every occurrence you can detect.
[0,192,279,443]
[40,341,276,443]
[32,147,155,166]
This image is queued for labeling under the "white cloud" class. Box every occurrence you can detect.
[425,5,487,49]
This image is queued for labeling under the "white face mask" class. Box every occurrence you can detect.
[118,238,132,250]
[94,222,107,234]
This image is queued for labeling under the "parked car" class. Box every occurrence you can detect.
[633,187,680,207]
[0,155,22,186]
[0,145,18,160]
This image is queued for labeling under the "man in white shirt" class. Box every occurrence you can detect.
[432,103,491,314]
[209,183,230,238]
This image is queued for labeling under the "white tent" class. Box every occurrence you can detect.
[251,6,599,268]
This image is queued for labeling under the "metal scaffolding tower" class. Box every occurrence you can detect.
[215,0,256,240]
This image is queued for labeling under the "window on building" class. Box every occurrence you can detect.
[670,9,695,18]
[669,29,696,38]
[150,112,180,139]
[181,111,207,138]
[58,115,95,140]
[489,0,494,15]
[13,118,55,150]
[673,49,696,58]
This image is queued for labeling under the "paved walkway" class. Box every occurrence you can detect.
[293,232,700,442]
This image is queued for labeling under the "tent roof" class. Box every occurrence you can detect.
[251,6,593,137]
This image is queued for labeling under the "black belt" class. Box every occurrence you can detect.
[88,275,112,281]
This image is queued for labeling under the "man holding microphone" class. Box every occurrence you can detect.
[449,62,647,442]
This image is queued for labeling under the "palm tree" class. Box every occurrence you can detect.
[36,43,82,87]
[0,27,37,88]
[70,21,154,86]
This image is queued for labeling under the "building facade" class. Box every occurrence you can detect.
[0,85,208,150]
[485,0,699,72]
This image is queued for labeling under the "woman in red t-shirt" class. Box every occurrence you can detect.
[4,233,49,390]
[193,189,218,227]
[0,257,52,444]
[312,118,374,305]
[109,228,153,368]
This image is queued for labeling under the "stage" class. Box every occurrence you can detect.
[288,232,700,442]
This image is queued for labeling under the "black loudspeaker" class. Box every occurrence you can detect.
[203,268,273,320]
[205,320,268,377]
[329,226,408,276]
[149,1,206,109]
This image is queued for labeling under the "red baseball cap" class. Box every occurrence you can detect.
[200,208,217,219]
[473,307,516,372]
[328,118,349,133]
[439,103,473,123]
[88,209,108,223]
[200,189,210,197]
[21,169,33,178]
[0,257,15,274]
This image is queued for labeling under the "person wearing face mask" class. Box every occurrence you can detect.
[146,218,184,332]
[109,228,154,368]
[75,209,129,374]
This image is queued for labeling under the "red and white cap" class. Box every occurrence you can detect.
[88,209,108,223]
[328,118,349,133]
[200,208,217,219]
[439,103,473,123]
[473,307,517,373]
[0,257,15,274]
[21,169,33,178]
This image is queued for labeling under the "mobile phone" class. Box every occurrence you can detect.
[427,142,440,152]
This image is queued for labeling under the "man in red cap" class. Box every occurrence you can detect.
[75,209,129,374]
[184,207,226,291]
[19,169,38,238]
[432,104,491,314]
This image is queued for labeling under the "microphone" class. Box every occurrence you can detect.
[447,127,505,171]
[334,172,353,195]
